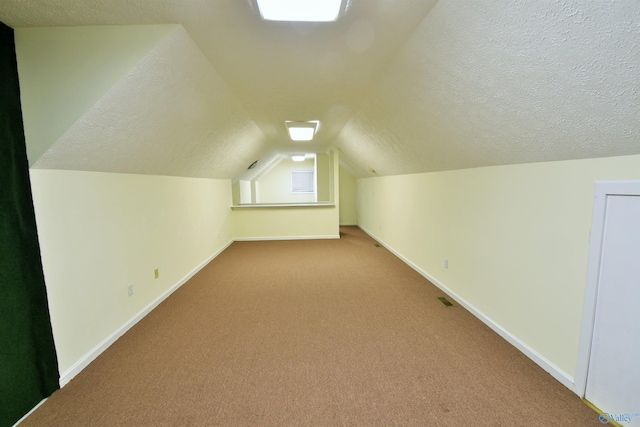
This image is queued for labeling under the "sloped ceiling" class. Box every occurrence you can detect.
[1,0,638,179]
[336,0,640,176]
[31,26,271,178]
[15,24,175,165]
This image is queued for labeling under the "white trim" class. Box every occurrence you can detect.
[234,235,340,241]
[232,203,334,209]
[313,155,318,202]
[58,239,234,387]
[340,222,358,226]
[358,224,578,394]
[575,179,640,397]
[13,398,47,426]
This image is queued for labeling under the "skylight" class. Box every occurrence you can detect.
[256,0,343,22]
[286,121,318,141]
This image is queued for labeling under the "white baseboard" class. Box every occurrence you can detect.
[357,225,578,395]
[58,239,234,387]
[234,235,340,241]
[56,227,578,394]
[340,222,358,226]
[13,398,47,426]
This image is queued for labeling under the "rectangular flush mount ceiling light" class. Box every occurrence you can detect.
[256,0,343,22]
[286,121,318,141]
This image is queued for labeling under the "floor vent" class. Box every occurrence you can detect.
[438,297,454,307]
[374,243,381,247]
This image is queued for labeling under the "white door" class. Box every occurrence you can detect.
[585,194,640,426]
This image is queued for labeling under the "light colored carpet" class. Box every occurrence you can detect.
[21,226,600,426]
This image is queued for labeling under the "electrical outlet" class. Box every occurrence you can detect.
[444,259,449,269]
[127,283,134,297]
[154,268,159,279]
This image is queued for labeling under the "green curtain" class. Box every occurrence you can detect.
[0,22,59,427]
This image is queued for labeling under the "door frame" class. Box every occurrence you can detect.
[575,179,640,397]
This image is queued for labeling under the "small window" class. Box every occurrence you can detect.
[291,170,314,193]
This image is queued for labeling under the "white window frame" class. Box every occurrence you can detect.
[291,170,314,194]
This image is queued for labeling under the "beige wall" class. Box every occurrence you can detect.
[232,205,339,240]
[316,153,331,202]
[356,154,640,387]
[30,170,233,379]
[233,150,340,240]
[256,157,315,204]
[231,181,240,205]
[339,165,357,225]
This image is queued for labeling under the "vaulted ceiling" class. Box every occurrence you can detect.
[1,0,638,179]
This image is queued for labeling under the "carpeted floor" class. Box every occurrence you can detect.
[20,226,601,426]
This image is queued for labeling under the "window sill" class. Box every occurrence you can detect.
[231,202,335,209]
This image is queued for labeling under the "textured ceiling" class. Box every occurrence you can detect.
[32,26,271,179]
[1,0,639,179]
[336,0,640,176]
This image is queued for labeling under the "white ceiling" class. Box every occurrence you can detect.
[1,0,638,179]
